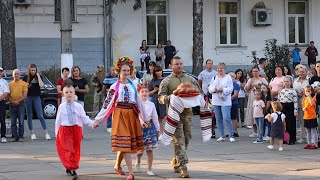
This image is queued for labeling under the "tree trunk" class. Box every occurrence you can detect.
[0,0,16,70]
[192,0,203,75]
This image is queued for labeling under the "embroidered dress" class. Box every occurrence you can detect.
[95,80,148,153]
[141,100,160,150]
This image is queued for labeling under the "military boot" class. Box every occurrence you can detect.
[179,166,189,178]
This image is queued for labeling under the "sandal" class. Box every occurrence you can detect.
[114,167,125,176]
[126,174,135,180]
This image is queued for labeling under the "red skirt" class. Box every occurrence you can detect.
[56,125,83,170]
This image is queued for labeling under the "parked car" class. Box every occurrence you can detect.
[3,71,58,119]
[138,69,200,115]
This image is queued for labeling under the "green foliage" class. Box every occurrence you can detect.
[41,66,61,86]
[251,39,291,80]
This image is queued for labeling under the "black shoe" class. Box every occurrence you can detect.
[211,135,216,139]
[66,169,72,176]
[234,133,239,137]
[226,135,229,138]
[72,171,78,179]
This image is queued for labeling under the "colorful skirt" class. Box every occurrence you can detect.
[142,121,158,150]
[56,125,82,170]
[111,103,144,153]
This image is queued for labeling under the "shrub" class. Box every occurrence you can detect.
[252,39,291,80]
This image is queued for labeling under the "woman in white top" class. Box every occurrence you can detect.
[208,63,235,142]
[155,43,164,67]
[94,57,148,180]
[235,69,246,127]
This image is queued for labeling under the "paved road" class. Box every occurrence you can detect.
[0,116,319,180]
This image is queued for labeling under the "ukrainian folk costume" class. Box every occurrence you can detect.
[55,101,94,171]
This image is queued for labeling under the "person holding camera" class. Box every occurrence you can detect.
[91,64,106,116]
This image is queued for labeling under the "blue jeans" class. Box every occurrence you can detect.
[10,103,25,139]
[212,105,234,138]
[25,96,47,131]
[255,117,265,141]
[262,119,271,137]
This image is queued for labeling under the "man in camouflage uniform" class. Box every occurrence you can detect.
[158,56,200,178]
[90,64,107,116]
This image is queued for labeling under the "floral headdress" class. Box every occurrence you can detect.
[114,56,135,75]
[137,82,149,92]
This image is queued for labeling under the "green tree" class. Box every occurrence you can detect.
[252,39,291,80]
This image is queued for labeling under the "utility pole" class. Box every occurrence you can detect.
[60,0,73,75]
[0,0,17,70]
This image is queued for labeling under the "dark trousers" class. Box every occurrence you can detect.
[165,57,172,69]
[308,59,316,67]
[0,101,6,138]
[10,103,25,139]
[238,98,245,123]
[281,102,296,143]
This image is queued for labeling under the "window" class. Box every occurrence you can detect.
[146,0,168,45]
[218,1,240,45]
[55,0,76,22]
[287,0,307,44]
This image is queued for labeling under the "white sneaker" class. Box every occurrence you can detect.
[246,125,253,129]
[216,137,225,142]
[1,137,7,143]
[229,137,235,142]
[249,133,258,138]
[267,145,274,150]
[147,171,155,176]
[263,136,271,141]
[297,139,304,144]
[253,140,263,144]
[31,134,36,140]
[279,147,284,151]
[45,134,51,140]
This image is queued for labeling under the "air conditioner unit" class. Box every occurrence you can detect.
[254,8,272,26]
[14,0,32,5]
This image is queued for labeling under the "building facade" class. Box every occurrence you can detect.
[1,0,320,73]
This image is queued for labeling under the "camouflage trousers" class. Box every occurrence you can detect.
[92,90,104,116]
[171,108,193,168]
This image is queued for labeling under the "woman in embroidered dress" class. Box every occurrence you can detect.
[135,83,160,176]
[94,57,148,180]
[245,66,268,138]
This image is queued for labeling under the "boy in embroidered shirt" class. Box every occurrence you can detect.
[55,80,94,179]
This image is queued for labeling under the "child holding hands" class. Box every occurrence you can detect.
[135,83,160,176]
[55,80,95,179]
[302,86,318,149]
[265,101,286,151]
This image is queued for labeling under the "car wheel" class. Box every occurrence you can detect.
[43,101,57,119]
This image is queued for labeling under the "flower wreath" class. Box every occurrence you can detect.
[114,56,135,75]
[137,82,150,92]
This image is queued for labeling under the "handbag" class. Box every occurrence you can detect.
[284,131,290,142]
[142,122,158,146]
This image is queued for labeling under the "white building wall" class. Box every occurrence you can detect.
[112,0,320,70]
[13,0,104,38]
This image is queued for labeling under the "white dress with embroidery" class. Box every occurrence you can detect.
[95,82,148,125]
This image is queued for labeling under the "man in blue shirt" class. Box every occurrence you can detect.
[292,43,302,69]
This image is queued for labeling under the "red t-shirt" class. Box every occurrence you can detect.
[57,78,64,99]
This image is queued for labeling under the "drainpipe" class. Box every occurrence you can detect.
[103,0,113,71]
